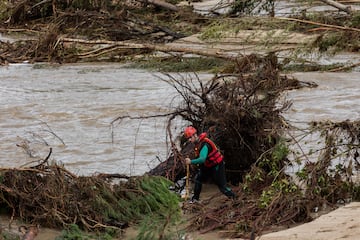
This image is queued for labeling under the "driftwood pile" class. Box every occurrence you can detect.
[0,0,202,64]
[0,155,180,239]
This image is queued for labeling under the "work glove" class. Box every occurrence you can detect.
[185,157,191,165]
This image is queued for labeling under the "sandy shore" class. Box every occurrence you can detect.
[186,202,360,240]
[256,202,360,240]
[180,184,360,240]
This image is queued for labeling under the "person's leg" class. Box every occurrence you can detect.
[192,166,208,200]
[214,162,236,198]
[192,169,202,201]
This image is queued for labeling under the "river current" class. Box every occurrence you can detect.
[0,63,207,176]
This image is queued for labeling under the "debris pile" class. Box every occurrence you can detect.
[0,0,202,63]
[149,53,317,183]
[0,158,180,239]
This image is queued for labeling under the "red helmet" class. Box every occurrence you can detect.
[184,126,197,139]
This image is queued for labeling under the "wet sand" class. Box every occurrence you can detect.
[257,202,360,240]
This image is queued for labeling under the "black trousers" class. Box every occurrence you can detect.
[192,161,235,200]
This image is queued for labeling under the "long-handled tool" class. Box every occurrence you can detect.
[185,164,190,200]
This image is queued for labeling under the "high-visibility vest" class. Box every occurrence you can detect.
[195,133,224,167]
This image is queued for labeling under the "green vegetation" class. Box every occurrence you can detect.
[128,56,233,73]
[0,0,10,20]
[243,139,301,208]
[229,0,275,16]
[0,173,181,240]
[55,224,107,240]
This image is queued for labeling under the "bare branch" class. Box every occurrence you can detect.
[276,17,360,32]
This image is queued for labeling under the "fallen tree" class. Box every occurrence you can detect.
[0,158,181,239]
[148,53,318,183]
[320,0,354,14]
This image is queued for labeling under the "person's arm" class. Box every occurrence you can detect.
[191,144,208,165]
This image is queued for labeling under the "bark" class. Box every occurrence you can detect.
[319,0,353,14]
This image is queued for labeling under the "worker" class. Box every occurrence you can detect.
[184,126,236,203]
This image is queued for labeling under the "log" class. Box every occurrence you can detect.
[319,0,353,14]
[146,0,178,11]
[58,37,236,60]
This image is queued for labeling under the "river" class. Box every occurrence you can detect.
[0,63,215,176]
[1,62,359,177]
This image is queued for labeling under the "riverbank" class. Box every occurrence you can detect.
[185,184,360,240]
[195,202,360,240]
[124,183,360,240]
[2,191,359,240]
[258,201,360,240]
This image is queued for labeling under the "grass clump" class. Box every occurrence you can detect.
[129,56,231,73]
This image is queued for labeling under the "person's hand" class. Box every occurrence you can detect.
[185,157,191,165]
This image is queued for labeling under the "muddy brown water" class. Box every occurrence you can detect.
[0,62,360,239]
[0,63,214,176]
[282,71,360,176]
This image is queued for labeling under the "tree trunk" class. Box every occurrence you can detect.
[59,37,235,60]
[319,0,353,14]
